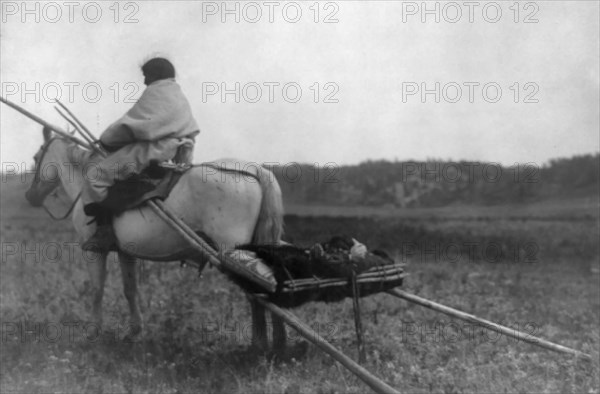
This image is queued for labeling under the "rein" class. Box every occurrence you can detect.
[34,137,81,221]
[33,137,60,181]
[42,192,81,220]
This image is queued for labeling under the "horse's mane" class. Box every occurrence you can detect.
[65,141,96,166]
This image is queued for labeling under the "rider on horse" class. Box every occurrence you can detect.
[82,58,200,251]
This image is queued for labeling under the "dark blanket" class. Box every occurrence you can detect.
[232,236,403,307]
[241,236,394,283]
[100,163,189,213]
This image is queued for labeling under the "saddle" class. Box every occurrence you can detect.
[100,162,190,214]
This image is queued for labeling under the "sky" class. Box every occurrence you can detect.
[1,1,598,169]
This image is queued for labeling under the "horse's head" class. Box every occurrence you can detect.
[25,127,62,207]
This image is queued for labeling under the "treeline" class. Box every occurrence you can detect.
[268,153,600,207]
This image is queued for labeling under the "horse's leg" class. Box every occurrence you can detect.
[272,314,287,354]
[86,251,108,326]
[118,251,143,340]
[249,297,268,352]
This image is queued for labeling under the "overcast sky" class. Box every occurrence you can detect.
[1,1,598,169]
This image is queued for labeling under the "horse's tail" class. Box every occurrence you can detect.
[252,167,284,244]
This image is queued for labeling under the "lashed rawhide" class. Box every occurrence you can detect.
[227,236,407,308]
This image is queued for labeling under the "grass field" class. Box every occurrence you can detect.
[1,176,599,393]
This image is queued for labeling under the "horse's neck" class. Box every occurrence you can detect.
[51,140,86,201]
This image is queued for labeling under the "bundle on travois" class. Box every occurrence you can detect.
[223,235,407,308]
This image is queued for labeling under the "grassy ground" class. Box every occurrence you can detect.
[1,177,599,393]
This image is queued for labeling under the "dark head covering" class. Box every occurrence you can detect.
[141,58,175,85]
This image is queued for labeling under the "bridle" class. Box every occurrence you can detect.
[43,191,81,221]
[33,137,81,220]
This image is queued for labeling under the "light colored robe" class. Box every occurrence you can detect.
[100,78,199,150]
[82,78,199,206]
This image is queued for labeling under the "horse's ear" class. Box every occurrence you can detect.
[43,126,53,142]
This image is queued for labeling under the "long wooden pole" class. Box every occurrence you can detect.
[387,288,592,360]
[0,96,91,149]
[148,199,277,292]
[55,99,98,144]
[252,295,401,394]
[54,107,96,147]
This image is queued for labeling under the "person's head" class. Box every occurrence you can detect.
[141,57,175,85]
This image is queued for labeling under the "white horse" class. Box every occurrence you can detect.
[25,127,288,351]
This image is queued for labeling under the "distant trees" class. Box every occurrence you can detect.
[269,153,600,207]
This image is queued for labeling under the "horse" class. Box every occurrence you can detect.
[25,127,288,352]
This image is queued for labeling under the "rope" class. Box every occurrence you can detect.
[43,192,81,221]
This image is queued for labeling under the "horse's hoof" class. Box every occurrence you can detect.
[268,341,309,363]
[250,343,270,357]
[90,314,102,327]
[121,324,143,342]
